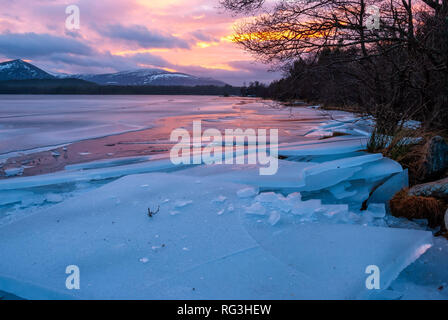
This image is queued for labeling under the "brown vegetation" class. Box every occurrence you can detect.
[390,189,447,229]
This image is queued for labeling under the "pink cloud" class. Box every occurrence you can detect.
[0,0,281,85]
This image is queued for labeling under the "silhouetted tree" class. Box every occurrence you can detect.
[221,0,448,135]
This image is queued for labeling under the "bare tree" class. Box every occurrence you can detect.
[221,0,448,149]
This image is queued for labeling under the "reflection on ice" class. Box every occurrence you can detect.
[0,96,443,300]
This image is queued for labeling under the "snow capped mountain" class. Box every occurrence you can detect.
[69,69,228,87]
[0,59,55,81]
[0,59,228,87]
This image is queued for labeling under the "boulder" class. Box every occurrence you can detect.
[420,136,448,180]
[445,209,448,231]
[408,176,448,200]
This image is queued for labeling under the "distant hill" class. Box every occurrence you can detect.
[0,59,55,81]
[0,59,228,87]
[64,69,228,87]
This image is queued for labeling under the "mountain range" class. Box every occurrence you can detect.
[0,59,227,87]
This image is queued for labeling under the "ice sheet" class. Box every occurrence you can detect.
[0,159,186,191]
[240,215,433,299]
[0,99,436,300]
[178,160,309,190]
[0,172,433,299]
[279,138,369,156]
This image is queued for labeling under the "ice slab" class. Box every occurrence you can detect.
[302,167,362,192]
[350,158,403,181]
[304,119,371,138]
[178,160,310,190]
[279,138,368,156]
[303,154,383,177]
[240,215,433,299]
[367,170,409,210]
[4,167,24,177]
[0,159,187,191]
[0,172,433,299]
[64,156,152,171]
[329,182,357,200]
[297,154,383,192]
[0,173,258,299]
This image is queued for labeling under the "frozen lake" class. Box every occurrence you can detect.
[0,95,445,300]
[0,95,357,177]
[0,95,257,155]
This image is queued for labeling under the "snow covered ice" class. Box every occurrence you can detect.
[0,97,444,300]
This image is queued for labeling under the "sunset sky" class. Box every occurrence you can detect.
[0,0,281,85]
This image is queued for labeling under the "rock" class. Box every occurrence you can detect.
[409,176,448,200]
[392,177,448,229]
[420,136,448,180]
[445,209,448,231]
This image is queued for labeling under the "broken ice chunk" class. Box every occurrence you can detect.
[344,185,370,206]
[240,220,433,299]
[367,203,386,218]
[316,204,349,219]
[212,195,227,203]
[268,211,281,226]
[304,154,383,177]
[4,167,24,177]
[255,192,281,203]
[350,158,403,181]
[255,192,291,213]
[303,167,362,192]
[291,199,321,216]
[139,257,149,263]
[237,187,258,199]
[328,182,357,200]
[245,202,267,215]
[279,139,368,156]
[367,170,409,210]
[286,192,302,202]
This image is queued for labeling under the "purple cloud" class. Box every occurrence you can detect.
[0,32,92,58]
[99,24,191,49]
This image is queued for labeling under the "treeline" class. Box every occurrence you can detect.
[268,43,447,133]
[240,81,270,98]
[0,79,241,96]
[221,0,448,137]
